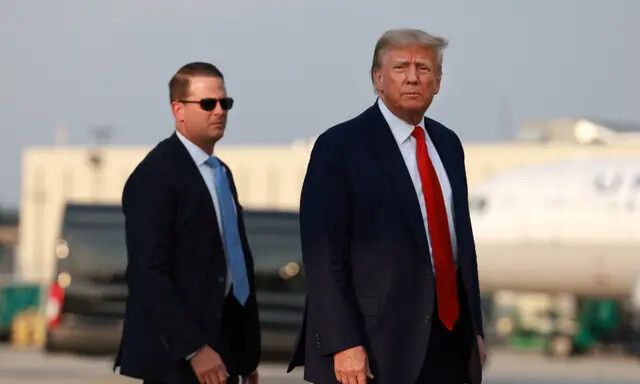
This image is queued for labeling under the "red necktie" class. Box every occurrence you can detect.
[411,126,459,331]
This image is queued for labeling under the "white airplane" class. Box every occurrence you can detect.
[469,157,640,298]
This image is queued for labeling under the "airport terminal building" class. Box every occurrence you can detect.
[16,117,640,283]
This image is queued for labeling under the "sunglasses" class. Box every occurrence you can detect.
[178,97,234,111]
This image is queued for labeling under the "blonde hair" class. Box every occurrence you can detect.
[370,28,448,82]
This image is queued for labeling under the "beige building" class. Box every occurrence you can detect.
[17,121,640,283]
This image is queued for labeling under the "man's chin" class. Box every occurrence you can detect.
[204,132,224,145]
[208,127,225,140]
[400,100,430,114]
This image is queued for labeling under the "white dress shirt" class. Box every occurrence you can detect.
[176,130,232,294]
[377,99,458,271]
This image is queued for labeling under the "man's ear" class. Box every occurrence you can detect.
[171,101,184,122]
[373,69,384,94]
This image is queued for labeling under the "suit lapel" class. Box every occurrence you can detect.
[166,133,221,230]
[365,105,432,265]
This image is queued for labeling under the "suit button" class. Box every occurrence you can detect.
[423,315,431,323]
[218,276,225,283]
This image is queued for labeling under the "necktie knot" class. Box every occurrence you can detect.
[411,126,425,141]
[205,156,221,169]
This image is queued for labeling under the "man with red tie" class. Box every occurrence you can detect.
[288,29,486,383]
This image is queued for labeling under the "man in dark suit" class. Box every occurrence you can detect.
[114,62,260,384]
[288,29,486,383]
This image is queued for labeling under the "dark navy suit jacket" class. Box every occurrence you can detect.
[114,133,260,384]
[288,104,483,384]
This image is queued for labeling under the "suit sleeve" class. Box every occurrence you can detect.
[456,138,485,337]
[123,164,207,361]
[299,134,363,355]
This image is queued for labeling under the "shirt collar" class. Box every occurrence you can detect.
[377,98,426,145]
[175,130,212,167]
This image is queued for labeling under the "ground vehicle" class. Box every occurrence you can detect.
[243,210,305,357]
[45,203,305,356]
[45,204,127,353]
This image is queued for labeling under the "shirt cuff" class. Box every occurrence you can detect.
[185,345,205,360]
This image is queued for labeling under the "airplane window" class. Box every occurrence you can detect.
[469,196,487,213]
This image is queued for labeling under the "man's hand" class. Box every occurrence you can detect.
[477,335,487,368]
[189,345,228,384]
[334,346,374,384]
[242,370,259,384]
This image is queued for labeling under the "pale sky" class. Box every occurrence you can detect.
[1,0,639,208]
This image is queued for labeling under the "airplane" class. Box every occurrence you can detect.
[468,157,640,356]
[470,157,640,296]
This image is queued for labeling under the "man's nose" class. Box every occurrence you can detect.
[405,65,419,83]
[212,102,225,115]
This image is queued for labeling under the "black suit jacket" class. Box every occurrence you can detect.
[288,104,484,384]
[114,133,260,384]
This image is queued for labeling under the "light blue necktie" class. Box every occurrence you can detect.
[205,156,250,305]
